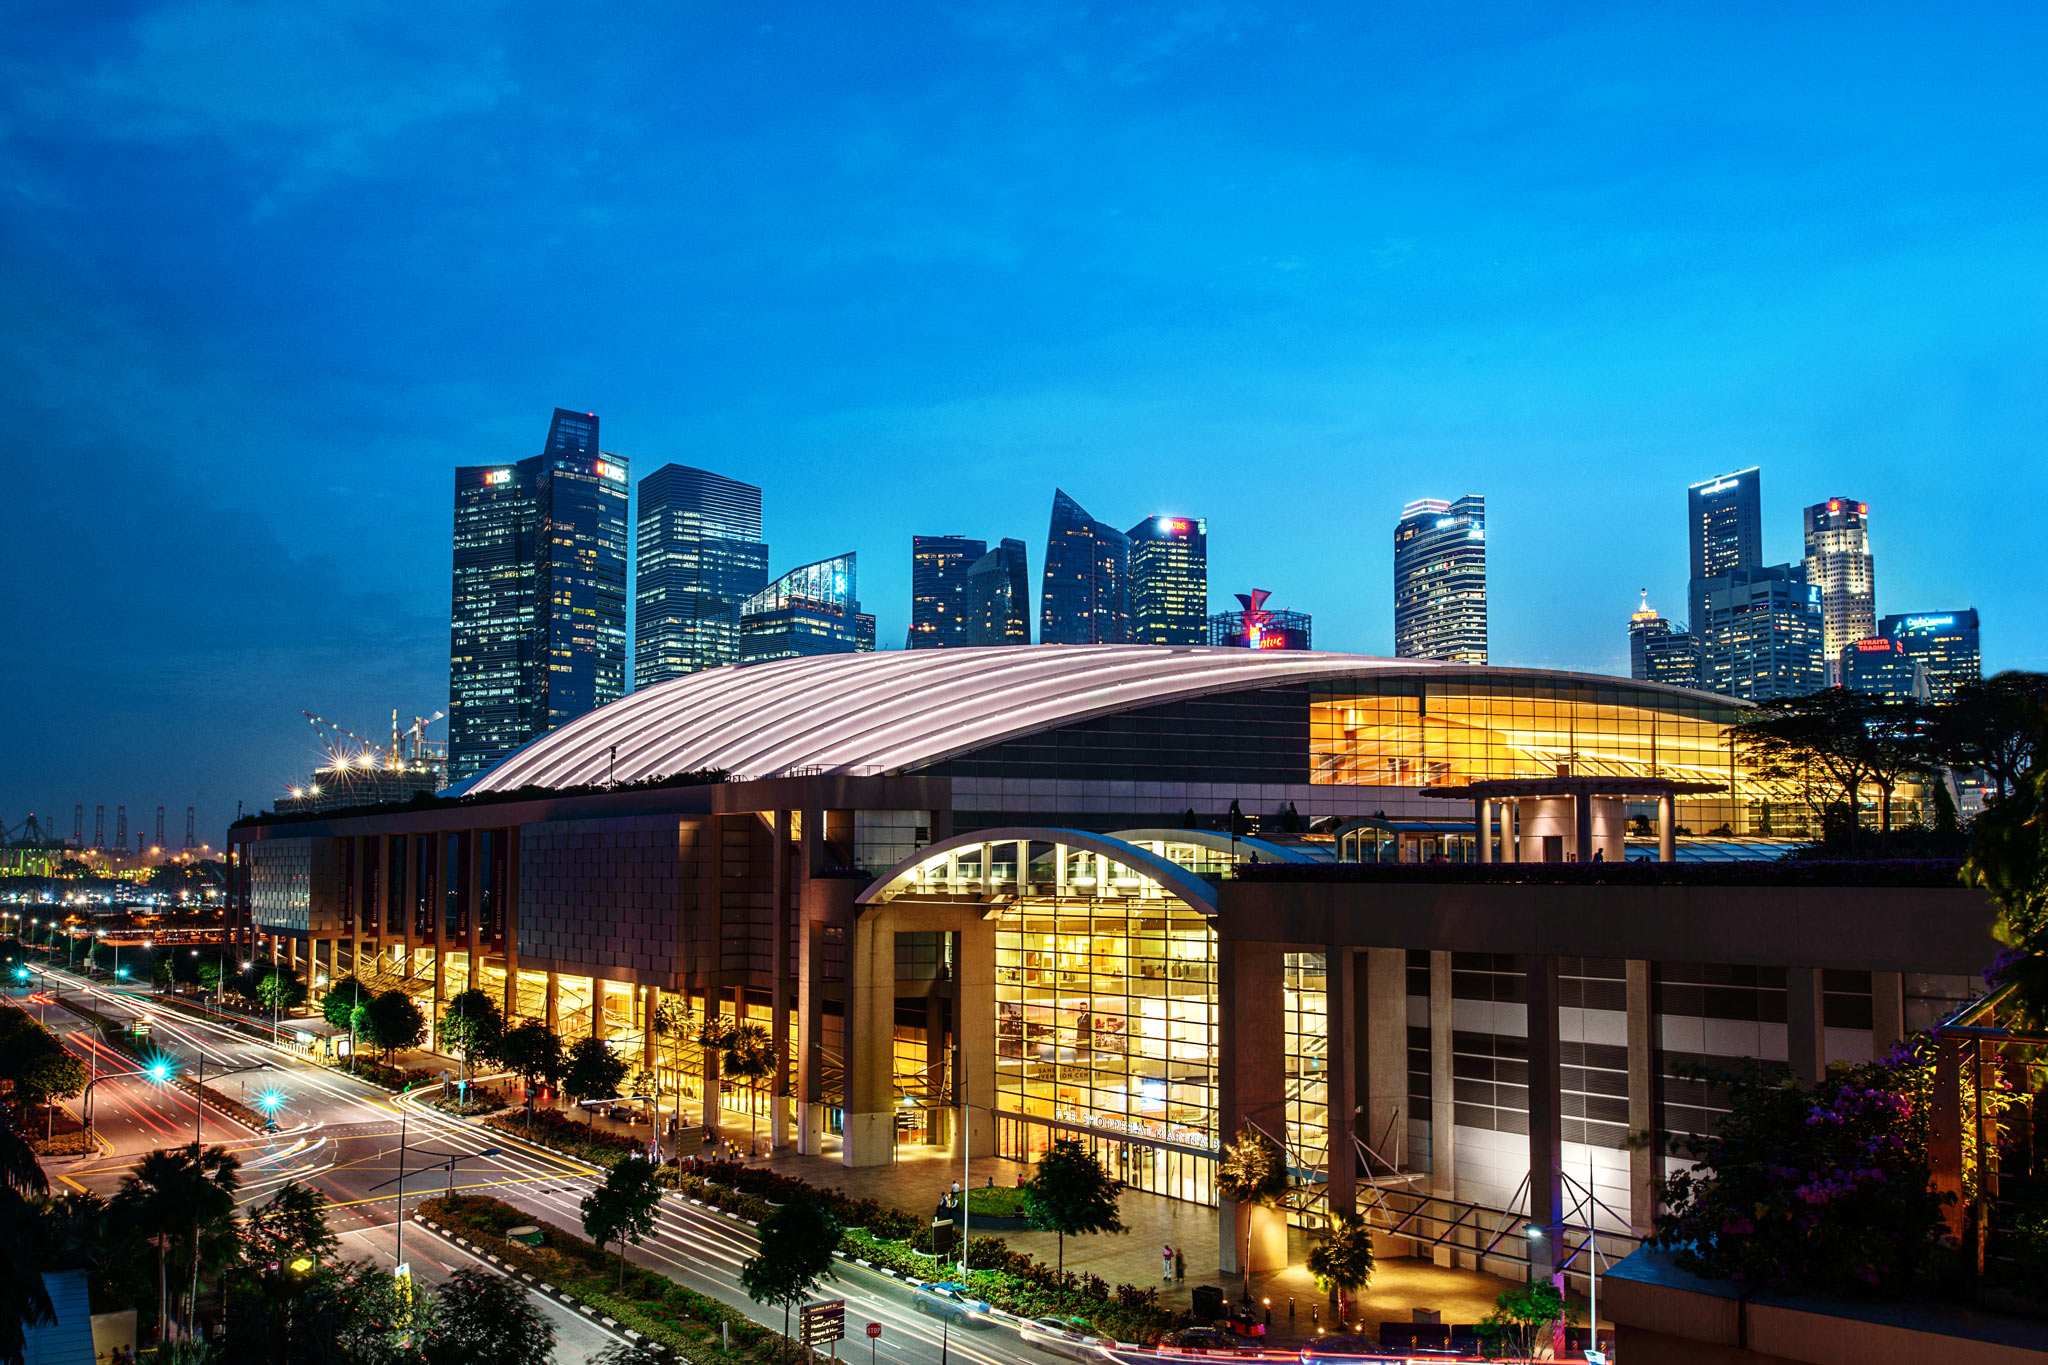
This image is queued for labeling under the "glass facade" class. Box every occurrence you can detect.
[1393,495,1487,663]
[1698,565,1825,701]
[1687,467,1762,632]
[908,535,986,649]
[1040,489,1130,645]
[1283,952,1330,1218]
[739,553,864,663]
[633,464,769,686]
[966,538,1031,646]
[1127,515,1208,645]
[1880,609,1981,703]
[1802,498,1875,682]
[449,409,628,782]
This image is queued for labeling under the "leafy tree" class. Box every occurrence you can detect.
[1216,1124,1291,1298]
[1965,736,2048,1027]
[322,974,372,1033]
[0,1101,53,1364]
[438,989,505,1083]
[1732,689,1889,848]
[580,1155,663,1288]
[431,1263,555,1365]
[1475,1283,1577,1361]
[740,1194,840,1337]
[256,965,309,1014]
[152,951,177,991]
[563,1035,629,1124]
[497,1020,564,1106]
[1654,1051,1960,1296]
[241,1181,337,1268]
[1936,671,2048,804]
[1022,1137,1127,1277]
[360,990,427,1061]
[720,1022,774,1154]
[1307,1209,1376,1314]
[0,1015,87,1113]
[220,1255,422,1365]
[113,1142,241,1338]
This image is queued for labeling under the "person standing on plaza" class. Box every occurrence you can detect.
[1162,1242,1175,1284]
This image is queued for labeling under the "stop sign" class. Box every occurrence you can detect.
[866,1322,882,1339]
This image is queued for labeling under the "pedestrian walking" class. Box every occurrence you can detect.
[1175,1247,1186,1281]
[1162,1242,1175,1284]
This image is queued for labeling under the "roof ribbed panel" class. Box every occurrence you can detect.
[456,645,1453,793]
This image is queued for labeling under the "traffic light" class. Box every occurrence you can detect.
[258,1090,284,1113]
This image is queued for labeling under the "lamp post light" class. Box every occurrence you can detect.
[370,1108,501,1284]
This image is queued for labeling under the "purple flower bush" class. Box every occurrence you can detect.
[1654,1047,1958,1298]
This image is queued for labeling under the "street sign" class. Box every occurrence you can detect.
[865,1322,881,1339]
[800,1299,846,1346]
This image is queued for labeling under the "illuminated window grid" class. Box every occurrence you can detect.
[994,896,1218,1160]
[1284,952,1330,1223]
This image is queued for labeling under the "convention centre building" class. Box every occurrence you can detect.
[230,645,1997,1279]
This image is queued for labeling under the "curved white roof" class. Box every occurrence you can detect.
[458,644,1456,793]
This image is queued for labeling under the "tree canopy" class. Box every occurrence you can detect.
[496,1019,564,1093]
[580,1155,663,1287]
[359,991,427,1060]
[431,1263,556,1365]
[562,1035,629,1122]
[1022,1137,1127,1276]
[740,1194,840,1337]
[322,975,373,1033]
[438,989,505,1079]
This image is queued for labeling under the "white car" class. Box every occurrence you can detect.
[1019,1315,1114,1358]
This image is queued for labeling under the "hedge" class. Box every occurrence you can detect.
[483,1108,647,1166]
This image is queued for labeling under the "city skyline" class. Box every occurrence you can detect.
[5,5,2046,832]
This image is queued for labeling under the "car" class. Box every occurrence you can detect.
[1157,1325,1256,1355]
[910,1280,992,1326]
[1019,1314,1114,1358]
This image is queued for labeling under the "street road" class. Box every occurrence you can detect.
[27,968,1078,1365]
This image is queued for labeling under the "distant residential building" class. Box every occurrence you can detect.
[1880,610,1982,703]
[1393,495,1487,663]
[1803,497,1875,684]
[1040,489,1130,645]
[1207,589,1311,650]
[908,536,986,649]
[1842,637,1929,701]
[449,408,627,783]
[966,538,1031,646]
[1628,591,1700,688]
[1127,515,1208,644]
[1687,467,1763,633]
[740,553,863,663]
[634,465,769,687]
[1699,564,1825,701]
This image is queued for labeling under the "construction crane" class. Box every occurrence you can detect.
[303,708,447,775]
[402,710,446,763]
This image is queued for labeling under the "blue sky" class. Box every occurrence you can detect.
[4,2,2045,840]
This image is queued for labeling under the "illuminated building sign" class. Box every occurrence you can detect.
[484,469,513,486]
[1902,615,1956,631]
[1854,638,1893,652]
[1698,478,1740,496]
[1154,517,1190,534]
[594,460,626,482]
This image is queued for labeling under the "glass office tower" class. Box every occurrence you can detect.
[1698,564,1825,701]
[1127,515,1208,645]
[966,539,1031,646]
[1393,495,1487,663]
[1880,610,1981,703]
[634,465,769,687]
[1803,498,1875,684]
[740,553,864,663]
[1040,490,1130,645]
[1627,592,1700,687]
[1687,467,1763,634]
[1842,638,1929,701]
[449,409,628,783]
[907,536,987,649]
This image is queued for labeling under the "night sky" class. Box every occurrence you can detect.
[4,3,2045,843]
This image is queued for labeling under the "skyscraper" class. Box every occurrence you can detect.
[449,409,628,783]
[907,536,987,649]
[740,553,864,663]
[1627,591,1700,688]
[1803,497,1875,684]
[1880,610,1981,702]
[966,539,1031,646]
[1687,467,1763,632]
[1126,515,1208,645]
[1393,495,1487,663]
[1841,637,1929,701]
[1040,490,1130,645]
[1698,564,1825,701]
[634,465,769,687]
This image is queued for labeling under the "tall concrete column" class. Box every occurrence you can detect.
[1476,799,1493,863]
[1656,793,1676,863]
[1363,948,1409,1168]
[431,834,448,1032]
[844,911,899,1168]
[1786,966,1826,1085]
[923,1001,948,1147]
[1871,971,1905,1055]
[1428,951,1455,1195]
[643,985,660,1074]
[1506,802,1521,862]
[502,828,523,1020]
[796,914,828,1155]
[1323,950,1359,1218]
[951,918,997,1162]
[1572,795,1593,863]
[1217,941,1286,1275]
[1524,954,1564,1281]
[1626,959,1657,1236]
[591,980,610,1041]
[545,970,560,1032]
[770,810,791,1151]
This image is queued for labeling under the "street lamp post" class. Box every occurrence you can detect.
[370,1107,501,1282]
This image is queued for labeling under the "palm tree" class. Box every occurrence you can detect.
[722,1023,774,1157]
[114,1143,241,1340]
[650,996,697,1138]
